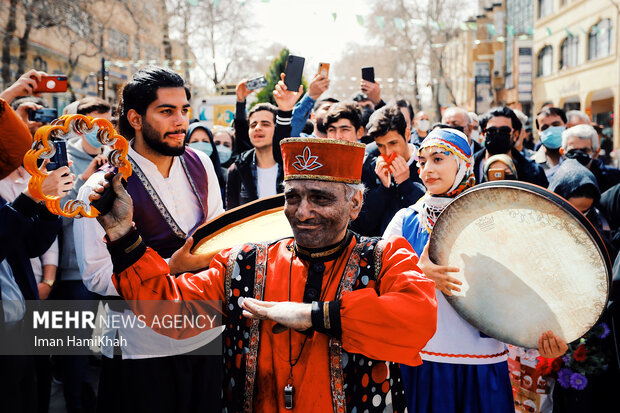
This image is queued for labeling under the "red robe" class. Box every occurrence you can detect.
[112,235,437,412]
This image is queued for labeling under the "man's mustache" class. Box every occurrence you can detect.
[164,129,186,137]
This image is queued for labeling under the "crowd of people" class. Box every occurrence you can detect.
[0,65,619,413]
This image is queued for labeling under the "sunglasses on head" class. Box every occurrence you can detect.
[485,126,512,134]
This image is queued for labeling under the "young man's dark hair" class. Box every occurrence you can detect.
[77,96,111,115]
[325,102,364,131]
[118,66,190,139]
[479,106,523,132]
[395,99,414,124]
[313,97,339,112]
[535,106,567,130]
[247,102,277,122]
[366,104,408,140]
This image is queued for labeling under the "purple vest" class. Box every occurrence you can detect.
[127,149,209,258]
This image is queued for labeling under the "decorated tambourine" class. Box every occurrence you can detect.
[23,114,132,218]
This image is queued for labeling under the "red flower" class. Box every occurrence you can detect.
[551,357,564,372]
[573,344,587,362]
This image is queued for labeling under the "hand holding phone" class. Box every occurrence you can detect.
[284,55,305,91]
[33,75,68,93]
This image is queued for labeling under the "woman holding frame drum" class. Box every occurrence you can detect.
[383,128,567,413]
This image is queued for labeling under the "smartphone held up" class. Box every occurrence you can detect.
[318,63,330,77]
[245,75,268,91]
[32,75,68,93]
[284,55,305,91]
[361,67,375,83]
[29,108,58,123]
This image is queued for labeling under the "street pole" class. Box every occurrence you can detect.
[100,57,106,100]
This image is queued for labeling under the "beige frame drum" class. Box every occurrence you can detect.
[429,181,611,348]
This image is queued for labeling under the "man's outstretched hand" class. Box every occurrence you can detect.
[241,298,312,331]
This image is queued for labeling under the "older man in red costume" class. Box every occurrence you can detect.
[93,137,437,412]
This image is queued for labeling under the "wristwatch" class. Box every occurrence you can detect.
[42,279,55,288]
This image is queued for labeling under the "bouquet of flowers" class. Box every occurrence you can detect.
[536,323,611,391]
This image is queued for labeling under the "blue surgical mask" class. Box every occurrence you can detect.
[216,144,232,164]
[188,141,213,157]
[540,126,565,149]
[84,129,102,149]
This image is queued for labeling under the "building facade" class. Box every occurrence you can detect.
[533,0,619,145]
[0,1,190,113]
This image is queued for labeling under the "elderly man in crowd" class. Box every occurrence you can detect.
[561,124,620,192]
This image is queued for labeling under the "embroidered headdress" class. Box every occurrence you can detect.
[281,138,366,184]
[415,128,475,232]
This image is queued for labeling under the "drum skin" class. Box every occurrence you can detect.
[429,181,610,348]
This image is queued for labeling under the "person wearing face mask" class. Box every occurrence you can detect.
[211,125,235,182]
[411,111,431,147]
[468,112,483,145]
[384,128,566,413]
[442,106,483,154]
[560,124,620,193]
[186,121,225,194]
[533,107,567,180]
[473,106,548,188]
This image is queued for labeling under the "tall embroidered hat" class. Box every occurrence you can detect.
[280,138,366,184]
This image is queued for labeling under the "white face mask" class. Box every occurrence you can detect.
[470,129,481,143]
[417,119,430,132]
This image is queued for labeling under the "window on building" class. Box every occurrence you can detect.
[588,19,612,60]
[537,45,553,76]
[538,0,553,19]
[560,35,579,69]
[109,29,129,58]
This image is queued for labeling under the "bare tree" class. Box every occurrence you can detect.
[365,0,426,112]
[1,0,19,87]
[165,0,255,91]
[363,0,476,118]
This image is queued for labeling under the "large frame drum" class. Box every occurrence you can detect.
[429,181,611,348]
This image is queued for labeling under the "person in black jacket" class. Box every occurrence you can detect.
[351,104,425,237]
[474,106,548,188]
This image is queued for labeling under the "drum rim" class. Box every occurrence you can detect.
[429,180,611,345]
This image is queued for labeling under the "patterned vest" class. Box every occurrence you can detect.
[221,235,408,413]
[127,149,209,258]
